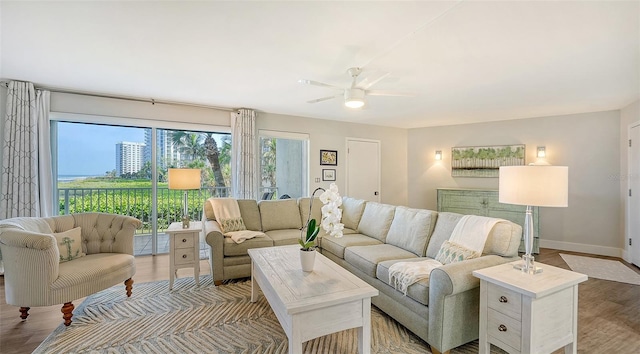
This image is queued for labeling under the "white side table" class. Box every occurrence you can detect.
[166,221,202,290]
[473,261,587,354]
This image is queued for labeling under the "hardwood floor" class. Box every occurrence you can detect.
[0,249,638,353]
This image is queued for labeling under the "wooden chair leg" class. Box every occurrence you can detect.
[214,280,223,286]
[61,302,74,326]
[125,278,133,297]
[430,346,450,354]
[19,307,30,320]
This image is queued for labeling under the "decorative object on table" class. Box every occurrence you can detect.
[168,168,201,228]
[452,144,525,178]
[299,183,344,271]
[322,168,336,181]
[499,165,568,274]
[320,149,338,165]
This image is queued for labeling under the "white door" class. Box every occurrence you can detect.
[630,124,640,266]
[346,139,380,202]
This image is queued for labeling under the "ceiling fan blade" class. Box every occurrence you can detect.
[307,94,341,104]
[358,72,390,89]
[366,90,416,97]
[298,79,342,90]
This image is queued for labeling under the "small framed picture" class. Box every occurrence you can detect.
[322,169,336,181]
[320,149,338,166]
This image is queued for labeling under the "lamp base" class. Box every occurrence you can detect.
[513,254,543,274]
[182,215,190,229]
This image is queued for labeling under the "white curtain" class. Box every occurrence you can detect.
[231,109,257,199]
[0,81,53,219]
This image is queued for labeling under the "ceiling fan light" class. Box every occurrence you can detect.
[344,89,365,109]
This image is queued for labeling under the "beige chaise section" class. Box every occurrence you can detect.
[0,213,141,326]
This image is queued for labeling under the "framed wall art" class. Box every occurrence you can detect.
[320,149,338,166]
[451,144,525,178]
[322,169,336,181]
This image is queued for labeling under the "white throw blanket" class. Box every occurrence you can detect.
[0,217,53,234]
[388,215,503,295]
[208,199,264,244]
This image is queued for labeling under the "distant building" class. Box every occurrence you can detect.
[144,129,180,168]
[116,142,146,176]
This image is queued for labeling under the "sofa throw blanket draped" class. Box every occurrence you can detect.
[208,199,264,244]
[389,215,502,295]
[0,217,53,234]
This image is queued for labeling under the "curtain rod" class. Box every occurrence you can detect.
[0,80,236,112]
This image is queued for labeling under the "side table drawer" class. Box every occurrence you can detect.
[174,234,196,249]
[487,283,522,320]
[175,249,196,265]
[487,308,521,352]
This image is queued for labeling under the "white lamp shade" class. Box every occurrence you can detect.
[499,165,568,207]
[168,168,201,190]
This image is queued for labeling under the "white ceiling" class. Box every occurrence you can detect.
[1,1,638,129]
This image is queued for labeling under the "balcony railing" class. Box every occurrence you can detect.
[58,186,231,234]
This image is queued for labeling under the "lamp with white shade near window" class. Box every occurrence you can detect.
[499,165,568,274]
[168,168,201,228]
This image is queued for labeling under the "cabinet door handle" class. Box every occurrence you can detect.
[499,296,508,303]
[498,324,507,332]
[182,254,187,259]
[182,238,187,243]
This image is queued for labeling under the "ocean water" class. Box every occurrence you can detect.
[58,175,102,182]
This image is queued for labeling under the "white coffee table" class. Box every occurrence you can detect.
[248,245,378,354]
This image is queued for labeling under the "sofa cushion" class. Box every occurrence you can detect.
[264,229,302,247]
[377,258,431,306]
[341,197,366,231]
[386,207,437,256]
[54,227,86,263]
[344,244,417,278]
[223,236,274,256]
[357,202,396,242]
[204,199,262,231]
[321,233,382,259]
[259,199,302,232]
[426,212,464,258]
[482,221,522,257]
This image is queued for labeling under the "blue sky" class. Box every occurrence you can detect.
[57,122,145,175]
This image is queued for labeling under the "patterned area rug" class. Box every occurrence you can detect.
[560,253,640,285]
[33,277,505,353]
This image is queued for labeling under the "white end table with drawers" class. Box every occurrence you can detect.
[166,221,202,290]
[473,261,587,354]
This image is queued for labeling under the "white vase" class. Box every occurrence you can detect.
[300,249,316,272]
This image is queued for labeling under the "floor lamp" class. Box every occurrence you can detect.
[499,165,568,274]
[168,168,202,228]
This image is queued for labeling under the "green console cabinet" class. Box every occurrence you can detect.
[437,188,539,253]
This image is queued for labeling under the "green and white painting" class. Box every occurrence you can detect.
[451,144,525,177]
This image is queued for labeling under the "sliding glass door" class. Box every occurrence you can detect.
[259,130,309,199]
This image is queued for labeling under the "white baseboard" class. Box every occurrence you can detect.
[540,239,624,258]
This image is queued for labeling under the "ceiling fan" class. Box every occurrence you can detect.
[298,67,414,109]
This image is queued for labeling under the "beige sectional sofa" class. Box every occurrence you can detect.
[203,197,522,353]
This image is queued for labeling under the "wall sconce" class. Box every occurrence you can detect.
[537,146,546,158]
[435,150,442,160]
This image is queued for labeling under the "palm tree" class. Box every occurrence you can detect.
[171,131,227,195]
[203,133,226,195]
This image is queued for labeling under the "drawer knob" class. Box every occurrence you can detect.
[182,238,187,243]
[498,324,507,332]
[499,296,508,303]
[182,254,187,259]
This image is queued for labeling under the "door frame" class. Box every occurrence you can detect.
[627,122,640,264]
[345,137,381,202]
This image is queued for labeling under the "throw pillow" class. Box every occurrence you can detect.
[435,240,480,265]
[219,217,247,233]
[54,227,86,263]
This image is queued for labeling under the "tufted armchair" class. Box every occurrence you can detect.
[0,213,141,326]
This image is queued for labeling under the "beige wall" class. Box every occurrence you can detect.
[258,112,408,206]
[408,110,622,256]
[620,99,640,260]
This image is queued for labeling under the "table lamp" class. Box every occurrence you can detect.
[499,165,568,274]
[168,168,201,228]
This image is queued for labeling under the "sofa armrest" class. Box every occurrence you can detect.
[0,229,60,305]
[428,255,514,353]
[204,220,225,283]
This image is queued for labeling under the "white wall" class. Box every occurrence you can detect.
[258,113,408,206]
[620,99,640,260]
[408,110,622,257]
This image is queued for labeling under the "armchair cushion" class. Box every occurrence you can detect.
[54,227,85,263]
